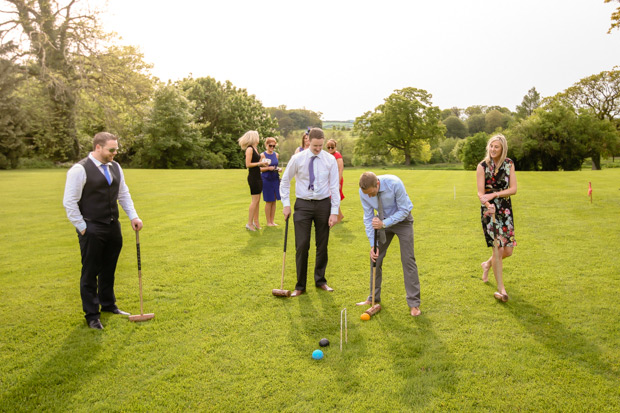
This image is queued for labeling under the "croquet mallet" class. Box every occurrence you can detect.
[365,228,382,317]
[129,230,155,322]
[272,216,292,297]
[340,307,348,351]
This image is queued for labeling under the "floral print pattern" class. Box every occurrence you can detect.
[481,158,516,248]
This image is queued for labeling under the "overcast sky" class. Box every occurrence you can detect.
[102,0,620,120]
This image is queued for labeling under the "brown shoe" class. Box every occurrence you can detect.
[410,307,421,317]
[291,290,305,297]
[318,284,334,292]
[356,300,371,306]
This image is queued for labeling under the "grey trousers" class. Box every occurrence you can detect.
[367,219,420,308]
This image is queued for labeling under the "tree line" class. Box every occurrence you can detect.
[1,1,619,171]
[353,81,620,171]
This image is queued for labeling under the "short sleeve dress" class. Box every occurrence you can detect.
[261,151,281,202]
[480,158,516,248]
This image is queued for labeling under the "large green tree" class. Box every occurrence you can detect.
[440,107,462,120]
[0,41,26,168]
[484,109,512,133]
[506,101,618,171]
[179,76,278,168]
[268,106,322,137]
[559,68,620,169]
[515,87,541,119]
[466,113,486,135]
[1,0,155,162]
[75,45,155,162]
[460,132,489,170]
[1,0,104,160]
[442,115,468,138]
[354,87,444,166]
[135,85,206,169]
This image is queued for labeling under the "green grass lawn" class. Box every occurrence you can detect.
[1,168,619,412]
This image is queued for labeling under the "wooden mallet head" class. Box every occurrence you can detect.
[365,304,382,316]
[272,289,291,297]
[129,313,155,322]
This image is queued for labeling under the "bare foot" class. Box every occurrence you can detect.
[481,261,491,282]
[410,307,421,316]
[355,300,371,306]
[267,223,278,227]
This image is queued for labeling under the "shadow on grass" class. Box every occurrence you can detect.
[374,308,457,409]
[241,225,284,256]
[507,298,618,381]
[329,223,356,244]
[0,323,133,411]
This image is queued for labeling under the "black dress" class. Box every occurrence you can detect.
[247,146,262,195]
[480,158,516,248]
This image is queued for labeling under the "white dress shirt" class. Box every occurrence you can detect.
[280,149,340,215]
[63,153,139,232]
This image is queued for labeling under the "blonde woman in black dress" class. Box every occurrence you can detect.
[476,134,518,301]
[238,131,269,231]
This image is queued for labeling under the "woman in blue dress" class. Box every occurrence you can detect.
[260,137,282,226]
[476,134,518,302]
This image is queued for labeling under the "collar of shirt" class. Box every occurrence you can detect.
[88,153,110,167]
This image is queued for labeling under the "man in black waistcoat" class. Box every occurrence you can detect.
[63,132,143,330]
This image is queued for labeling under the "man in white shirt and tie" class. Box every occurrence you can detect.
[63,132,143,329]
[280,128,340,296]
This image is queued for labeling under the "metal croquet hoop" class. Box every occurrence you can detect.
[340,308,348,351]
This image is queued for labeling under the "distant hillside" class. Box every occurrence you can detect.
[323,120,354,130]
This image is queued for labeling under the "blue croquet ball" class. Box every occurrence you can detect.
[319,338,329,347]
[312,349,324,360]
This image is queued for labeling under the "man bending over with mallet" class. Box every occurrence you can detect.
[356,172,421,316]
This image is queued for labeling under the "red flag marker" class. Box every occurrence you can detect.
[588,182,593,203]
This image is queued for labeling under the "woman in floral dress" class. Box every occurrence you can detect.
[476,134,518,302]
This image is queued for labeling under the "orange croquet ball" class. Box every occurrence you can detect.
[360,313,371,321]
